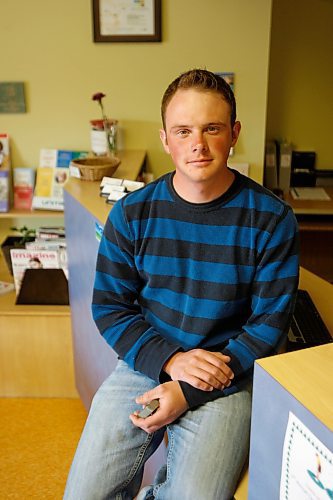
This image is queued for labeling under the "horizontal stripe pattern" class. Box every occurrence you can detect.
[92,171,299,407]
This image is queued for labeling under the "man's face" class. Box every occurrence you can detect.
[160,89,240,189]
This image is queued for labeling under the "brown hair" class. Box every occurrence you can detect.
[161,69,236,130]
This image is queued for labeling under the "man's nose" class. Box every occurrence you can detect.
[191,131,208,152]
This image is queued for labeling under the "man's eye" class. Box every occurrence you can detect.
[177,129,190,137]
[207,126,220,133]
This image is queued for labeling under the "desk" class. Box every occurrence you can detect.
[285,187,333,282]
[243,268,333,500]
[285,187,333,216]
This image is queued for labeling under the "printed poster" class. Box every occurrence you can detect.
[280,412,333,499]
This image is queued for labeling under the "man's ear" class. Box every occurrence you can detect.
[231,121,241,146]
[159,129,170,154]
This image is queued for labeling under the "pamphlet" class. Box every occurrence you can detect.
[0,280,15,295]
[32,149,88,211]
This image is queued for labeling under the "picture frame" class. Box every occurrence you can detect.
[92,0,162,43]
[0,82,26,113]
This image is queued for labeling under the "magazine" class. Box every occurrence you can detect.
[32,149,88,211]
[10,248,60,295]
[13,167,35,210]
[36,226,66,239]
[25,238,68,278]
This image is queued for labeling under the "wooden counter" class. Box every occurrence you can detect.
[64,149,146,223]
[64,149,146,407]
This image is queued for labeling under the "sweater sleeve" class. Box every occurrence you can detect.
[178,206,299,409]
[92,200,182,381]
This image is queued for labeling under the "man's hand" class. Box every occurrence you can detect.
[130,381,189,433]
[163,349,234,391]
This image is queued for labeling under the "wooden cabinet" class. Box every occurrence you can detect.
[0,210,77,397]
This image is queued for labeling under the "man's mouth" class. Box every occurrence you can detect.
[187,157,213,165]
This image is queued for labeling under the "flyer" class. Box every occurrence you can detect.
[280,412,333,499]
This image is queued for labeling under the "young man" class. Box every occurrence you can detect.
[64,69,299,499]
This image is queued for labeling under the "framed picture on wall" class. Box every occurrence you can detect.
[92,0,162,43]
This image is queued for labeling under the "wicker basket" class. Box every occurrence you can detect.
[71,156,121,181]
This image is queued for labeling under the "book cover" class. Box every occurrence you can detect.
[32,166,65,210]
[0,133,11,212]
[33,149,88,211]
[25,238,68,278]
[10,248,60,295]
[0,133,11,169]
[13,167,35,210]
[0,169,10,212]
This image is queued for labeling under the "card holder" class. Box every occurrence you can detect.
[16,268,69,305]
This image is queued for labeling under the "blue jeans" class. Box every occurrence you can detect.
[64,360,252,500]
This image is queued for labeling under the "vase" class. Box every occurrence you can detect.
[90,119,118,157]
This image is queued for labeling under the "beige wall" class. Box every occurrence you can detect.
[266,0,333,170]
[0,0,272,183]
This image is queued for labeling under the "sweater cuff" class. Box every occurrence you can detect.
[135,336,183,382]
[179,376,251,410]
[222,348,244,378]
[179,381,225,409]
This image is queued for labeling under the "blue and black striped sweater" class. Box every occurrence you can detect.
[92,170,299,408]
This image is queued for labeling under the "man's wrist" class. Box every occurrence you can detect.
[163,352,181,376]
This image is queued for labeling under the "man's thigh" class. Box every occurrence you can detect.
[155,384,252,500]
[64,361,165,500]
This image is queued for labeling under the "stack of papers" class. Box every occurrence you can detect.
[100,177,145,203]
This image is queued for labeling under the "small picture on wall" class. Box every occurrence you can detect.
[215,72,235,92]
[0,82,26,113]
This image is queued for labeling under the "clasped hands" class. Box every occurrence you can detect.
[130,349,234,433]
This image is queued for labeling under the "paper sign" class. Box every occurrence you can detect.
[280,412,333,499]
